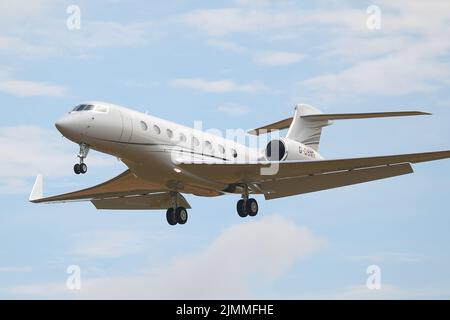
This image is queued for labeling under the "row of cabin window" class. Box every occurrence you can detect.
[140,120,237,158]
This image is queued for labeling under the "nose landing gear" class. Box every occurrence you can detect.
[74,143,90,175]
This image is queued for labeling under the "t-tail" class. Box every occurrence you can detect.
[248,104,431,152]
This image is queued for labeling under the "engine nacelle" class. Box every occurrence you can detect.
[265,138,319,161]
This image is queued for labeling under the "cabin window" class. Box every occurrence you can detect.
[179,133,187,143]
[153,125,161,134]
[166,129,174,139]
[140,121,148,131]
[204,141,213,151]
[192,136,200,147]
[231,148,238,158]
[218,144,225,154]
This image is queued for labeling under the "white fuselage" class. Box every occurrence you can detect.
[55,101,321,196]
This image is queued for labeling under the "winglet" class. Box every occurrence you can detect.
[29,174,44,202]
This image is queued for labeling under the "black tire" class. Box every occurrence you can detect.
[237,199,247,217]
[175,207,188,225]
[79,163,88,174]
[74,164,81,175]
[166,208,177,226]
[246,198,258,217]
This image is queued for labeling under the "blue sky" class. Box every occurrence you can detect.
[1,0,450,299]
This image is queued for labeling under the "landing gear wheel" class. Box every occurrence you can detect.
[246,198,258,217]
[175,207,188,225]
[237,199,248,218]
[74,164,81,175]
[79,163,88,174]
[166,208,177,226]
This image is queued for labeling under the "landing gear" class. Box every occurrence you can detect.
[74,143,90,175]
[166,206,188,225]
[166,208,177,226]
[166,192,189,226]
[246,198,259,217]
[237,199,247,217]
[236,186,259,218]
[73,163,88,175]
[175,207,188,225]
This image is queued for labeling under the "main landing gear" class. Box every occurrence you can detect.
[166,192,189,226]
[74,143,90,175]
[236,187,258,218]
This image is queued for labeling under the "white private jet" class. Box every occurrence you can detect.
[29,102,450,226]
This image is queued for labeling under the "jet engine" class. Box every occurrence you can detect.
[265,138,315,161]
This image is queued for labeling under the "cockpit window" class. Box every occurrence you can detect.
[72,104,95,112]
[73,104,84,111]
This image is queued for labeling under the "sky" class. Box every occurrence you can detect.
[1,0,450,299]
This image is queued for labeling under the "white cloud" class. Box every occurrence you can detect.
[300,1,450,97]
[63,21,159,50]
[253,51,304,66]
[332,284,410,300]
[181,1,450,97]
[70,230,149,259]
[0,126,114,194]
[328,282,450,300]
[11,215,324,299]
[206,40,303,67]
[0,0,55,24]
[206,39,247,53]
[170,78,269,93]
[124,79,160,89]
[180,6,365,37]
[0,1,160,59]
[0,34,57,57]
[350,252,424,264]
[0,266,33,273]
[216,103,250,116]
[0,79,66,97]
[303,44,450,96]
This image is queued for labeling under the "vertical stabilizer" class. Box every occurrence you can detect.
[286,104,331,151]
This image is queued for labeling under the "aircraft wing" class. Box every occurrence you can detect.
[178,150,450,198]
[29,170,191,209]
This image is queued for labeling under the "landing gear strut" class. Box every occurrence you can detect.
[236,186,258,218]
[166,192,188,226]
[74,143,90,175]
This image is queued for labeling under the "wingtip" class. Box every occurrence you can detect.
[29,174,44,203]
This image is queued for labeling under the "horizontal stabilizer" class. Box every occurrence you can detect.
[247,117,293,135]
[247,110,430,136]
[302,111,430,121]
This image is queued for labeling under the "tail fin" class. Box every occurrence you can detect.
[286,104,330,151]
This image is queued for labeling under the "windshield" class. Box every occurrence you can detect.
[72,104,94,111]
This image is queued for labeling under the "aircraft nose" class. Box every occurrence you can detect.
[55,115,82,138]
